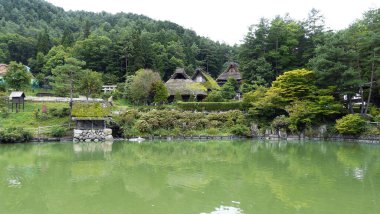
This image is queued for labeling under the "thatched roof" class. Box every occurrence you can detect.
[192,68,220,90]
[165,68,207,96]
[0,64,8,77]
[216,63,242,82]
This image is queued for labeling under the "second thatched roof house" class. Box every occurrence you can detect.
[165,68,207,102]
[216,63,242,86]
[192,68,220,91]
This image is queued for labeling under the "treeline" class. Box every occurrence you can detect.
[238,8,380,111]
[0,0,233,82]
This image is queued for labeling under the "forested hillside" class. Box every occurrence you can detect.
[0,0,233,81]
[1,0,379,109]
[238,8,380,108]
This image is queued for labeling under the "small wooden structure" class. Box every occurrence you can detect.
[102,85,117,94]
[216,63,242,86]
[9,91,25,113]
[72,117,107,130]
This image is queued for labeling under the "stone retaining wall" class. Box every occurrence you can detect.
[73,128,113,142]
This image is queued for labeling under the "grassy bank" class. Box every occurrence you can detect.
[0,102,71,137]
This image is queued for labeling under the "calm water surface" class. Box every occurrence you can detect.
[0,140,380,214]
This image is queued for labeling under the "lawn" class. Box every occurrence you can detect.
[0,102,72,137]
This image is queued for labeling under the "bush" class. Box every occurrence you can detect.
[51,126,66,137]
[177,101,242,111]
[203,91,224,102]
[0,127,33,143]
[335,114,367,136]
[231,124,250,136]
[50,107,70,118]
[0,106,9,118]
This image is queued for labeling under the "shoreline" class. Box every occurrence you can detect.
[25,135,380,144]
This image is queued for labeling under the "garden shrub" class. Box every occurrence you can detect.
[50,107,70,118]
[335,114,367,136]
[51,126,66,137]
[0,127,33,143]
[231,124,250,136]
[177,101,242,111]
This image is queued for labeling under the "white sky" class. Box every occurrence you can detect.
[46,0,378,45]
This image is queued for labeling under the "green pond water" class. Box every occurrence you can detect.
[1,140,380,214]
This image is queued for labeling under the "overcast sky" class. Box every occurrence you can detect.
[46,0,378,45]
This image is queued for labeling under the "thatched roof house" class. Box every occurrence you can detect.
[165,68,207,101]
[0,64,8,77]
[192,68,220,91]
[216,63,242,86]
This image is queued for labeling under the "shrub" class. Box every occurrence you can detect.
[50,107,70,118]
[177,101,242,111]
[51,126,66,137]
[0,127,33,143]
[0,106,9,118]
[335,114,367,136]
[203,91,224,102]
[231,124,250,136]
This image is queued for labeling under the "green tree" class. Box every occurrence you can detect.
[220,78,238,100]
[4,61,32,90]
[128,69,161,104]
[335,114,367,135]
[79,70,103,100]
[151,81,168,104]
[50,58,85,110]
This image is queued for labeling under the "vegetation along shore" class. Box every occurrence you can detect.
[1,0,380,143]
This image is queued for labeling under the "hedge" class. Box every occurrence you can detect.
[177,101,243,111]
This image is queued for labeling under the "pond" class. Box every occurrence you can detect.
[1,140,380,214]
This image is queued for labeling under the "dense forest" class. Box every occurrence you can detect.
[0,0,233,81]
[0,0,379,109]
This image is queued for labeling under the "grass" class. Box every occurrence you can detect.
[0,102,71,137]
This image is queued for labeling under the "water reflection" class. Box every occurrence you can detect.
[0,140,379,214]
[73,142,113,160]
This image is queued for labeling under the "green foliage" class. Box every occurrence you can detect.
[177,102,242,111]
[151,81,168,104]
[335,114,367,136]
[0,94,8,118]
[0,127,32,143]
[72,103,111,118]
[113,108,246,137]
[78,70,103,100]
[3,61,32,90]
[128,69,161,104]
[49,107,70,118]
[269,69,316,104]
[271,115,290,131]
[242,86,267,109]
[220,78,237,100]
[50,126,66,138]
[50,57,85,97]
[174,91,183,103]
[203,91,224,102]
[230,124,250,136]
